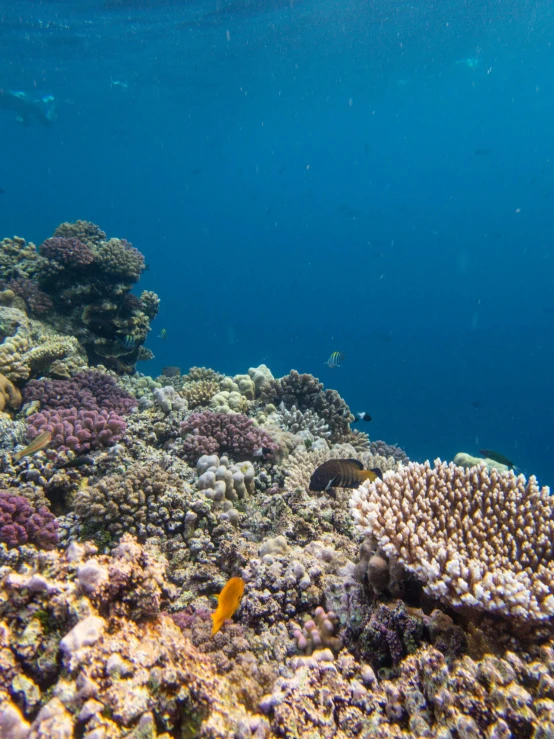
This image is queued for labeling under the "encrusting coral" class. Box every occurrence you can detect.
[351,459,554,621]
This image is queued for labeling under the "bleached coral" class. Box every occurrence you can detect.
[350,459,554,621]
[196,454,255,501]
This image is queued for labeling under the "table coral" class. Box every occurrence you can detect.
[351,459,554,621]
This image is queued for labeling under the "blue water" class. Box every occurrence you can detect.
[1,0,553,484]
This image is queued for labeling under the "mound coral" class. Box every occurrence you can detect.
[292,606,342,655]
[39,236,94,268]
[351,459,554,621]
[179,411,278,463]
[0,374,21,412]
[0,492,58,549]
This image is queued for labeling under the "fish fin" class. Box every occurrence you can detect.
[211,613,221,636]
[346,459,364,470]
[325,476,338,491]
[360,468,383,483]
[371,468,383,480]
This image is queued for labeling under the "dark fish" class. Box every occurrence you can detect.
[353,412,372,422]
[56,455,94,469]
[309,459,382,491]
[162,365,181,378]
[479,449,515,468]
[87,318,118,341]
[471,401,481,409]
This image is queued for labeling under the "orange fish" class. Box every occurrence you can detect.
[211,577,245,635]
[13,431,52,462]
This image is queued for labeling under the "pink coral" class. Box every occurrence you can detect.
[0,492,58,549]
[5,278,53,314]
[24,371,137,415]
[39,236,94,267]
[27,408,126,453]
[179,411,278,463]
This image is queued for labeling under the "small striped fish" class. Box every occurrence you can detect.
[324,351,344,368]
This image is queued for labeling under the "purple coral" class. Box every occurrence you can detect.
[27,408,126,453]
[0,492,58,550]
[5,278,53,314]
[179,411,278,463]
[39,236,94,267]
[24,370,137,415]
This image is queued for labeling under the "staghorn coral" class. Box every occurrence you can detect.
[73,462,194,541]
[0,492,58,549]
[351,459,554,621]
[179,411,278,464]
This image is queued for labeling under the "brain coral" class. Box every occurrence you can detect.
[350,459,554,621]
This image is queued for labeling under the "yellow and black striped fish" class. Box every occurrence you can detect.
[324,351,344,368]
[309,459,382,491]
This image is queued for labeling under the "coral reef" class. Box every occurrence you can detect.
[179,411,278,464]
[0,492,58,549]
[0,221,158,373]
[351,459,554,621]
[292,605,342,655]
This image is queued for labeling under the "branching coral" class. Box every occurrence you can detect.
[0,492,58,549]
[260,370,354,441]
[24,370,137,415]
[351,459,554,621]
[179,411,278,463]
[274,402,331,440]
[73,462,193,541]
[27,408,126,453]
[39,236,94,268]
[181,380,220,408]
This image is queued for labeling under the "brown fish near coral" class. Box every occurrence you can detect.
[309,459,382,491]
[211,576,245,635]
[13,431,52,462]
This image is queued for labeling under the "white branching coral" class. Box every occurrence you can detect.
[350,459,554,621]
[275,402,331,440]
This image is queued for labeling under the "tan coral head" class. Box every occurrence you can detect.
[0,373,21,412]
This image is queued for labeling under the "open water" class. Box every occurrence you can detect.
[1,0,552,483]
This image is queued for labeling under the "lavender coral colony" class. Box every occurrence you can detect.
[1,226,554,737]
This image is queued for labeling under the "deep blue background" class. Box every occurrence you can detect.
[0,0,552,483]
